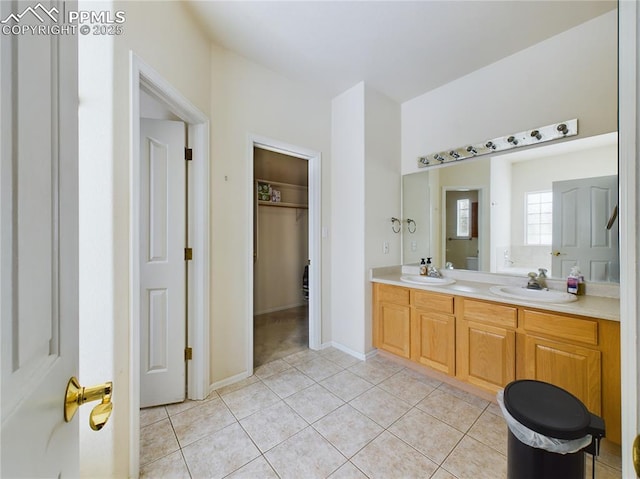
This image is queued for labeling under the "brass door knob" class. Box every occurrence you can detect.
[551,251,562,256]
[64,377,113,431]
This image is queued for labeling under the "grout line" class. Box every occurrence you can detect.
[178,448,193,479]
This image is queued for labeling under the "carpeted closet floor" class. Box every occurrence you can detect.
[254,305,309,367]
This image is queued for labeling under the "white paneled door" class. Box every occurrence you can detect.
[139,118,187,408]
[1,1,80,476]
[552,175,619,282]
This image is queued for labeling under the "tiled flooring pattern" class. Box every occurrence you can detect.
[253,306,308,367]
[140,348,622,479]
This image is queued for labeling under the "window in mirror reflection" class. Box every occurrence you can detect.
[456,198,470,237]
[526,191,553,245]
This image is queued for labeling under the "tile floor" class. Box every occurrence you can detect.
[140,348,622,479]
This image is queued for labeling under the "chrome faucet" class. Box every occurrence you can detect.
[526,272,542,290]
[427,267,443,278]
[526,269,548,290]
[537,268,548,289]
[427,264,443,278]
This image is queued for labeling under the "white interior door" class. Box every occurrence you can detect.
[140,118,187,408]
[619,2,640,476]
[1,1,80,475]
[552,175,619,282]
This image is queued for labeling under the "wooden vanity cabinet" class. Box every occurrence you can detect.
[411,290,455,375]
[373,284,411,358]
[456,298,517,393]
[372,282,621,444]
[373,284,455,369]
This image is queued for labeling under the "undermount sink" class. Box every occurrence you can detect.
[400,275,456,286]
[489,285,578,304]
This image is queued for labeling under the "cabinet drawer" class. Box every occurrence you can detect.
[462,299,517,328]
[376,284,410,305]
[412,290,454,314]
[522,310,598,346]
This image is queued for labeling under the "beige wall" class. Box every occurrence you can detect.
[330,83,366,354]
[402,10,617,175]
[209,43,332,383]
[363,86,402,352]
[254,207,308,313]
[402,171,431,264]
[330,83,402,356]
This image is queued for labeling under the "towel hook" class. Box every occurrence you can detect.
[391,217,401,233]
[406,218,416,234]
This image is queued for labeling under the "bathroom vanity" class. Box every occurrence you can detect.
[370,267,621,445]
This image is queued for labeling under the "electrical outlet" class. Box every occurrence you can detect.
[383,241,389,254]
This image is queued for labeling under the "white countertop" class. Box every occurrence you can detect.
[370,266,620,322]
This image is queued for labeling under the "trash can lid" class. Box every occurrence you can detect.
[503,380,591,440]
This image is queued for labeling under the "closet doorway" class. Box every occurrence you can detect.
[253,147,310,367]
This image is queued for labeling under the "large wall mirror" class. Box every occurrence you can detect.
[402,132,619,282]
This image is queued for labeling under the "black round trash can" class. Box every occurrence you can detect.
[502,380,605,479]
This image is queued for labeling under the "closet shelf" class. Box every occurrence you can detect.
[258,200,308,209]
[256,178,308,191]
[256,177,308,208]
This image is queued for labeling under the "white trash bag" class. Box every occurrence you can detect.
[497,389,592,455]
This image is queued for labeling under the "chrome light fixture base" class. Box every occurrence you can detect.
[417,119,578,169]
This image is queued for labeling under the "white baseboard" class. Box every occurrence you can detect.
[328,341,372,361]
[209,370,251,395]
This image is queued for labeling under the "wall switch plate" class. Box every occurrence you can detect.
[411,241,417,252]
[383,241,389,254]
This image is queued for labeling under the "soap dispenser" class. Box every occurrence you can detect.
[426,257,434,276]
[570,266,585,295]
[419,258,427,276]
[567,267,579,294]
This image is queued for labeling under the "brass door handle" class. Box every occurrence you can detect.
[64,377,113,431]
[551,251,563,256]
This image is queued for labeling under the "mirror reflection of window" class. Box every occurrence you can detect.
[457,198,470,237]
[526,191,553,245]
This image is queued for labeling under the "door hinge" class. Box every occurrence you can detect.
[184,247,193,261]
[184,347,193,361]
[185,147,193,161]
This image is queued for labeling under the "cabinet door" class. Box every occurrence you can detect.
[458,320,516,393]
[524,335,601,414]
[378,302,411,358]
[412,309,455,375]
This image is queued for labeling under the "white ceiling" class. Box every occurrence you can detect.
[184,1,616,103]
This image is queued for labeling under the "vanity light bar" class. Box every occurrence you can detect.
[417,119,578,168]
